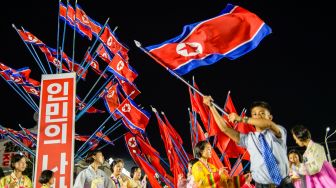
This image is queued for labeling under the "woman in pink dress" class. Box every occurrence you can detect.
[288,149,305,188]
[291,125,336,188]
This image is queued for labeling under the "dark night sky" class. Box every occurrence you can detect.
[1,0,336,165]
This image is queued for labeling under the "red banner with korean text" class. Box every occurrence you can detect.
[34,73,76,188]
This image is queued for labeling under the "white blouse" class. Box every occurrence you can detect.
[298,140,327,175]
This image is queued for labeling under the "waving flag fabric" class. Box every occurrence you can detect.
[102,83,120,112]
[145,3,272,75]
[84,51,107,78]
[59,2,92,40]
[189,111,226,170]
[116,98,150,133]
[49,48,87,78]
[96,44,113,62]
[115,77,141,99]
[99,26,129,60]
[75,5,92,34]
[17,29,44,45]
[191,81,220,136]
[235,110,256,134]
[1,67,29,85]
[124,132,168,181]
[161,112,183,145]
[153,110,186,186]
[95,131,112,144]
[135,135,167,176]
[107,53,138,83]
[125,132,142,163]
[224,92,255,133]
[0,63,10,71]
[136,154,166,188]
[23,85,40,97]
[17,29,70,72]
[75,96,105,114]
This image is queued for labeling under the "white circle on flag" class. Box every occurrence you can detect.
[82,15,89,24]
[53,59,61,66]
[128,137,137,147]
[107,36,113,46]
[30,88,38,95]
[28,35,37,42]
[107,91,115,98]
[10,75,21,83]
[91,62,97,68]
[122,103,131,112]
[116,61,124,71]
[176,42,203,57]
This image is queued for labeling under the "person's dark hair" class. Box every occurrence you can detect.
[130,166,140,178]
[110,158,124,173]
[291,125,311,142]
[250,101,272,114]
[194,140,210,158]
[85,149,102,164]
[10,153,26,170]
[39,170,54,184]
[188,158,199,166]
[0,167,4,179]
[288,149,303,163]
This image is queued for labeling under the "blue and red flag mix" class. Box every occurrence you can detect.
[145,3,272,75]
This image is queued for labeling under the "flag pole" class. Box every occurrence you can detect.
[97,121,124,150]
[74,124,106,160]
[0,75,38,112]
[76,66,110,113]
[76,19,111,82]
[239,161,250,175]
[20,26,53,74]
[161,111,190,163]
[78,25,117,79]
[188,108,195,149]
[56,0,62,73]
[71,0,78,71]
[18,124,36,147]
[60,0,70,73]
[134,40,227,116]
[12,25,48,74]
[0,125,36,157]
[229,151,247,177]
[75,76,115,121]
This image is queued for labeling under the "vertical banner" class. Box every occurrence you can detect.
[34,73,76,188]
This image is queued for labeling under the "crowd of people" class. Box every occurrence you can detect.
[0,98,335,188]
[0,151,148,188]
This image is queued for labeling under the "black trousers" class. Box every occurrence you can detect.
[256,176,295,188]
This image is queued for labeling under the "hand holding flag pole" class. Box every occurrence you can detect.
[134,40,227,116]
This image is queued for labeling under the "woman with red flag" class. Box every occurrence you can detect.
[191,140,246,188]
